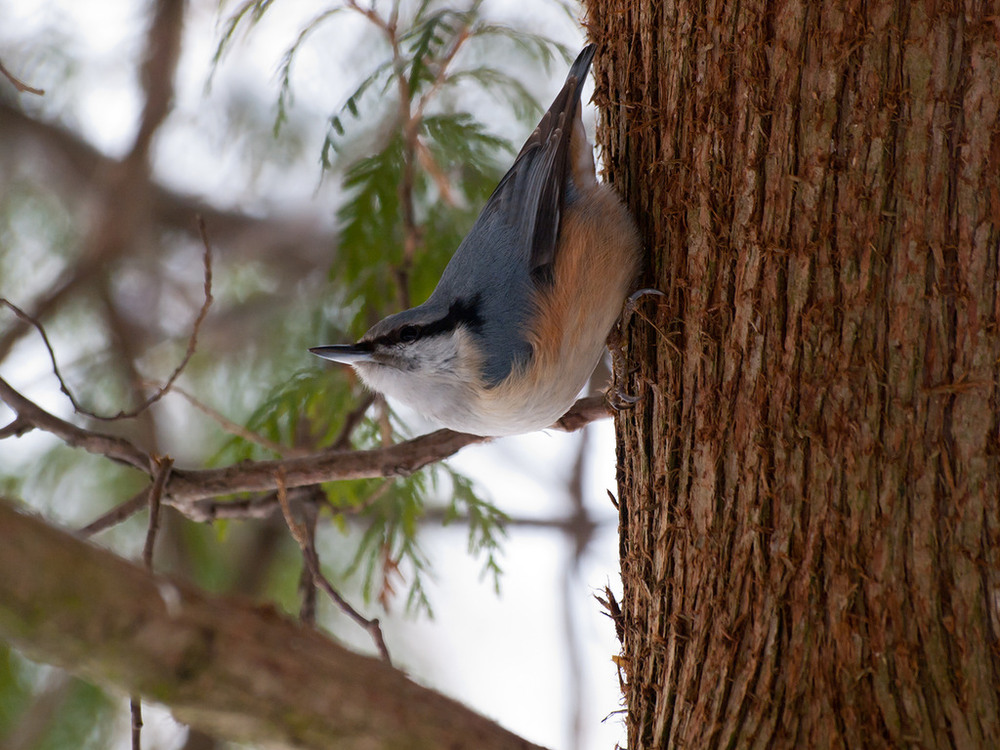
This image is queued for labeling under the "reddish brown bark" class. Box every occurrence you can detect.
[588,1,1000,747]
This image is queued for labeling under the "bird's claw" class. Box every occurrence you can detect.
[625,287,665,316]
[606,386,642,412]
[606,288,663,411]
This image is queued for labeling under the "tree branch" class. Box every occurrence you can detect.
[164,395,608,510]
[276,469,391,662]
[0,377,150,472]
[0,101,337,274]
[1,375,609,526]
[0,499,546,750]
[0,58,44,95]
[0,221,211,422]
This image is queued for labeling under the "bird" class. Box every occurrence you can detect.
[311,44,641,437]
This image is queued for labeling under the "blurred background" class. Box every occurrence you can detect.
[0,1,626,748]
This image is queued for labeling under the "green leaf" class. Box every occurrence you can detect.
[212,0,278,71]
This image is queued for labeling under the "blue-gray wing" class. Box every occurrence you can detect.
[487,43,595,281]
[427,45,597,385]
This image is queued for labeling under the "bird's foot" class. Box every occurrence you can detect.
[605,385,642,412]
[606,288,664,409]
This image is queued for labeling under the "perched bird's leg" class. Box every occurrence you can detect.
[606,288,665,410]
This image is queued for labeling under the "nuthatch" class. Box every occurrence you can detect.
[311,44,641,436]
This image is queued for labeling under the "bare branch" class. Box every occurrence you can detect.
[3,375,608,526]
[166,427,490,510]
[332,393,376,450]
[141,457,174,568]
[79,488,150,537]
[0,58,44,95]
[1,298,82,411]
[276,470,392,663]
[0,416,33,439]
[164,384,305,458]
[0,500,548,750]
[130,699,143,750]
[0,377,150,472]
[550,394,610,431]
[0,226,211,422]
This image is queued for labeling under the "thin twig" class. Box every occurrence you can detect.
[276,469,392,664]
[156,214,214,401]
[79,488,150,537]
[308,547,392,664]
[130,698,142,750]
[412,25,469,123]
[0,59,44,95]
[331,393,375,450]
[132,453,172,750]
[345,0,417,309]
[160,382,306,458]
[415,138,455,206]
[376,396,393,446]
[297,491,320,626]
[275,468,308,546]
[0,218,212,421]
[141,457,174,568]
[0,416,33,439]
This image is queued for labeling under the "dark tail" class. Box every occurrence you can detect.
[477,45,598,284]
[515,44,595,162]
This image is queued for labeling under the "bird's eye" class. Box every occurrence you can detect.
[398,325,420,343]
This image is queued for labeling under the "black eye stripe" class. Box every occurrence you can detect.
[368,295,484,348]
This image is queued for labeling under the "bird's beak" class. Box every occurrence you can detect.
[310,344,375,365]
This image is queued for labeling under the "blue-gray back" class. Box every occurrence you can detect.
[393,46,597,386]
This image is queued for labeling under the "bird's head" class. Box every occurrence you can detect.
[310,297,487,411]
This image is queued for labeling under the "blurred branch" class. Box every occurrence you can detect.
[0,499,548,750]
[348,0,418,309]
[0,102,332,363]
[1,226,210,420]
[133,0,184,159]
[332,393,376,450]
[0,58,45,95]
[141,456,174,568]
[0,101,336,269]
[165,384,306,458]
[0,0,184,369]
[0,415,33,439]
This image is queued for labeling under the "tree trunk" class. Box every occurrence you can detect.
[587,1,1000,747]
